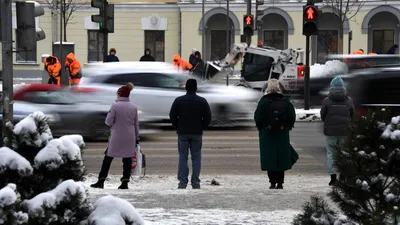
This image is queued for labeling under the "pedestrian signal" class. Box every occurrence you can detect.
[302,5,318,36]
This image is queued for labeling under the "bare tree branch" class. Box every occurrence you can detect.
[323,0,366,28]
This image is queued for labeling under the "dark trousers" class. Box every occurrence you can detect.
[178,135,202,187]
[268,171,285,184]
[98,156,132,182]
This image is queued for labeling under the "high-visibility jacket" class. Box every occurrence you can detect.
[65,53,82,85]
[173,54,192,73]
[44,56,62,86]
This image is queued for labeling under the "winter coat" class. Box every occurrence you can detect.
[173,54,193,71]
[254,93,298,171]
[189,54,196,66]
[191,59,205,78]
[140,49,155,62]
[169,92,212,135]
[107,55,119,62]
[320,87,355,136]
[105,97,140,158]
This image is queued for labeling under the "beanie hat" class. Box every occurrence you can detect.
[185,79,197,92]
[330,76,344,88]
[117,82,134,97]
[265,78,282,95]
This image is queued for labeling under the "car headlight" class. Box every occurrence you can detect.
[44,114,59,122]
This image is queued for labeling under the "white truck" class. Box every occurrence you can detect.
[205,43,304,94]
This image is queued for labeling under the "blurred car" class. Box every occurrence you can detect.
[317,67,400,117]
[12,84,158,141]
[81,62,260,127]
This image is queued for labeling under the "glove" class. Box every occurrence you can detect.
[136,140,139,145]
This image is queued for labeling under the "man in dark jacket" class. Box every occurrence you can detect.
[140,48,155,61]
[190,51,205,79]
[106,48,119,62]
[387,44,398,54]
[320,76,355,186]
[169,79,212,189]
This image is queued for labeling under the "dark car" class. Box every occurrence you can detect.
[317,67,400,117]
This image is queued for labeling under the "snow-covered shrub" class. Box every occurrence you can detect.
[293,108,400,225]
[310,60,348,78]
[81,195,145,225]
[0,111,146,225]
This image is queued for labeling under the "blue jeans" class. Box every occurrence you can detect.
[178,135,202,187]
[325,136,345,175]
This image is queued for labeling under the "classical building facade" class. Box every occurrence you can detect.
[1,0,400,75]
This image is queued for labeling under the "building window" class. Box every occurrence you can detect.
[144,30,165,62]
[372,29,394,54]
[87,30,104,62]
[317,30,339,63]
[263,30,285,50]
[15,30,37,63]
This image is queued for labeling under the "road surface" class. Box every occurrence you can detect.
[83,122,327,175]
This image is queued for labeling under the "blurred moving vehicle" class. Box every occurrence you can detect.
[11,84,158,140]
[317,67,400,117]
[81,62,260,127]
[205,43,305,95]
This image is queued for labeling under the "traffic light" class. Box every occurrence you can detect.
[255,0,264,30]
[243,14,254,36]
[16,1,46,61]
[91,0,114,33]
[302,5,318,36]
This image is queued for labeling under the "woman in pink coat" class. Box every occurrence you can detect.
[91,82,140,189]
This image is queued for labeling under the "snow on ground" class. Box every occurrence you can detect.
[310,60,348,78]
[296,108,321,121]
[84,174,332,224]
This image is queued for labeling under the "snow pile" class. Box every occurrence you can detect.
[311,60,348,78]
[0,147,33,176]
[22,180,87,217]
[12,111,53,148]
[296,108,321,121]
[86,195,145,225]
[34,137,83,170]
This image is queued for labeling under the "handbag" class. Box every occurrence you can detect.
[131,145,146,177]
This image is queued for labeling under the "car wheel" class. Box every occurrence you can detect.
[89,116,110,141]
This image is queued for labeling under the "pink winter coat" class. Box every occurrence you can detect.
[105,97,139,158]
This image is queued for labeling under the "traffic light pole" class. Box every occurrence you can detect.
[304,35,310,110]
[102,2,108,63]
[246,0,251,46]
[1,0,13,141]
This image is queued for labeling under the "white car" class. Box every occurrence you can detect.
[80,62,260,127]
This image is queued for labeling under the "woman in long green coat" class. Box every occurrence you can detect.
[254,79,299,189]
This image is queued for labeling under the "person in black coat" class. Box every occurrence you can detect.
[190,51,205,79]
[169,79,212,189]
[106,48,120,62]
[140,48,155,61]
[387,44,398,54]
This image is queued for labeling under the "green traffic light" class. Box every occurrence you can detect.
[99,22,103,30]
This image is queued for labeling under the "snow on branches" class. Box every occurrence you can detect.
[293,108,400,225]
[82,195,145,225]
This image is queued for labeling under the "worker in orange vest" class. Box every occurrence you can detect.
[65,53,82,86]
[173,54,192,75]
[44,56,61,86]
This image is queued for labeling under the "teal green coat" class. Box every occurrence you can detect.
[254,94,299,171]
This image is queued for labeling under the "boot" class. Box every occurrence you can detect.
[118,181,129,189]
[276,183,283,189]
[329,174,337,186]
[269,183,276,189]
[90,179,105,189]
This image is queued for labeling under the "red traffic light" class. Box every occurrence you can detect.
[245,15,253,25]
[304,6,317,21]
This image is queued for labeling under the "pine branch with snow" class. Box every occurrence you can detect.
[0,184,28,225]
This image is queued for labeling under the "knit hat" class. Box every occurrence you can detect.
[330,76,344,88]
[117,82,134,97]
[265,78,282,95]
[185,79,197,92]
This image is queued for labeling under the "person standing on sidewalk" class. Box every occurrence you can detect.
[91,82,139,190]
[254,79,298,189]
[169,79,212,189]
[320,76,354,186]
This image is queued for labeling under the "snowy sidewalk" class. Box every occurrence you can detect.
[84,174,331,224]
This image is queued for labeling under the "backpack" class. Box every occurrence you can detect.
[265,97,289,132]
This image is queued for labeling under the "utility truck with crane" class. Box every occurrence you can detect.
[205,43,305,95]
